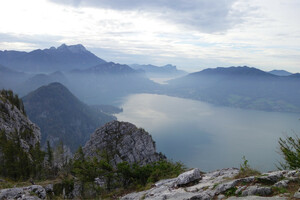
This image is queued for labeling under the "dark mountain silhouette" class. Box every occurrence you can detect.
[167,66,300,112]
[22,82,115,151]
[0,44,106,72]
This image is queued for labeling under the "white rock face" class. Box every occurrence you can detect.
[0,185,46,200]
[0,94,41,152]
[83,121,161,166]
[121,168,300,200]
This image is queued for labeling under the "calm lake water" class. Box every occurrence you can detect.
[116,93,300,172]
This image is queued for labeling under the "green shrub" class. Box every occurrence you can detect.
[225,187,237,197]
[278,135,300,169]
[71,146,185,197]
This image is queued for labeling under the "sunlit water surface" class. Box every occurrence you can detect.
[116,93,300,172]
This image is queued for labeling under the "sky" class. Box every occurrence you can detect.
[0,0,300,72]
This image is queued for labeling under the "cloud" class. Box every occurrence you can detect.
[0,33,63,50]
[48,0,248,33]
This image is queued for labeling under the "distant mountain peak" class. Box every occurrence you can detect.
[196,66,274,77]
[130,63,187,76]
[0,44,106,72]
[162,64,177,69]
[56,43,87,53]
[269,69,292,76]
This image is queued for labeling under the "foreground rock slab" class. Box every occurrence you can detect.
[122,168,300,200]
[227,196,287,200]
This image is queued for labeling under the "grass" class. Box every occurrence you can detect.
[0,178,31,190]
[271,186,288,194]
[234,156,261,179]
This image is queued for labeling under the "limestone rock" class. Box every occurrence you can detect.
[241,186,272,197]
[175,168,202,187]
[44,184,53,193]
[0,185,46,200]
[24,185,46,199]
[294,187,300,199]
[294,192,300,199]
[227,196,287,200]
[121,168,300,200]
[274,180,289,188]
[0,93,41,153]
[257,171,285,184]
[83,121,161,166]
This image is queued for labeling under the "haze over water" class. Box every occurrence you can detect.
[116,93,300,172]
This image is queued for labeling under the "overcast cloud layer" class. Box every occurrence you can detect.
[0,0,299,72]
[50,0,244,33]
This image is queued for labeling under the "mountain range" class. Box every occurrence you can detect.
[1,44,300,113]
[167,66,300,112]
[0,44,105,72]
[67,61,159,105]
[130,64,187,77]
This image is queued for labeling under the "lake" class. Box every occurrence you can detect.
[116,93,300,172]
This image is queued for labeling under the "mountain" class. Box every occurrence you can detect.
[67,62,160,105]
[17,71,68,96]
[269,69,292,76]
[0,64,29,91]
[0,44,106,72]
[289,73,300,78]
[22,82,115,151]
[167,66,300,112]
[72,62,137,75]
[130,64,187,77]
[189,66,275,78]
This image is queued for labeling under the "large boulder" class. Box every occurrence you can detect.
[83,121,161,166]
[175,168,202,187]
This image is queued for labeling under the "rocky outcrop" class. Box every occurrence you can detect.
[0,92,40,152]
[83,121,161,166]
[0,185,46,200]
[122,168,300,200]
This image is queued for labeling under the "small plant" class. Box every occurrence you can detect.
[235,156,260,179]
[212,183,219,189]
[272,186,288,194]
[224,187,237,197]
